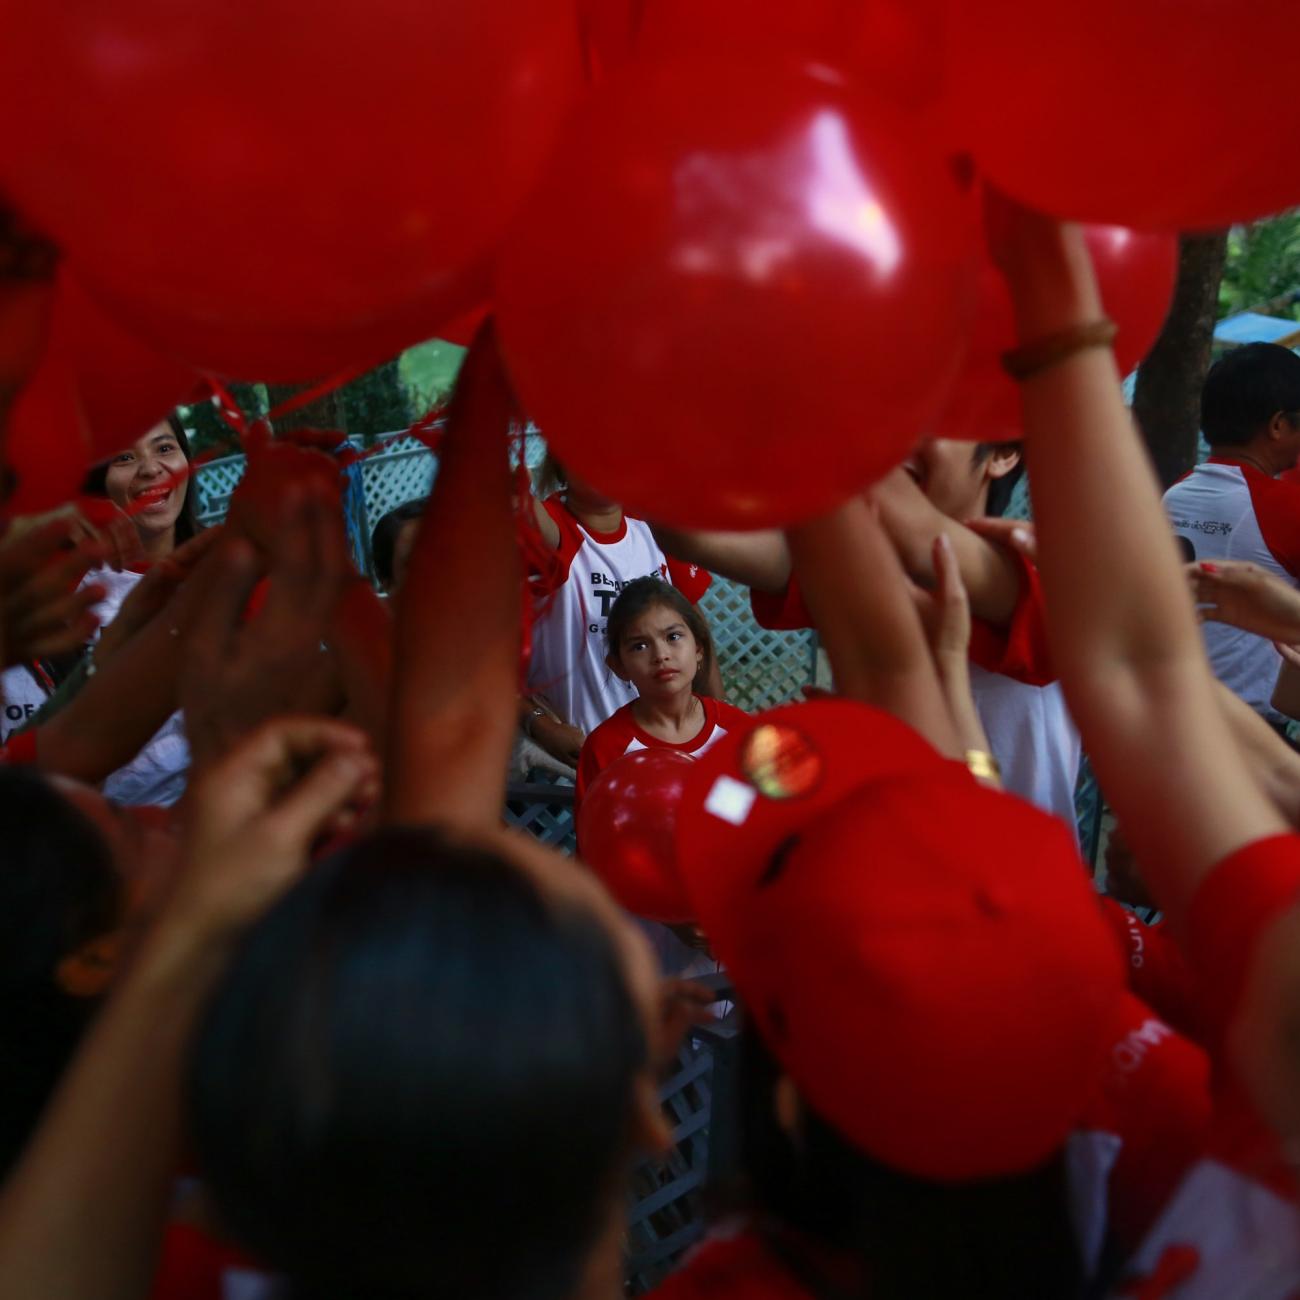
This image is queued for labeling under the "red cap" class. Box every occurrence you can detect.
[676,698,1126,1182]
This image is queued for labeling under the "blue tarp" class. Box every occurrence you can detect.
[1213,312,1300,346]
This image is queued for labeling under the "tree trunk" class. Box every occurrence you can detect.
[1131,231,1229,489]
[263,381,345,437]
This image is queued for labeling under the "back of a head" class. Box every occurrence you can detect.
[370,498,426,590]
[1201,342,1300,448]
[0,769,120,1174]
[736,1028,1082,1300]
[189,825,647,1300]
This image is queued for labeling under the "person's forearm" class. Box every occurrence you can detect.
[36,619,181,783]
[873,471,1021,626]
[788,500,959,755]
[1007,218,1283,907]
[649,525,791,593]
[1217,680,1300,825]
[386,331,519,828]
[0,919,227,1300]
[934,653,997,779]
[330,578,393,750]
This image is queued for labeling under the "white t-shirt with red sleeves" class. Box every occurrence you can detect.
[1163,458,1300,723]
[527,498,711,736]
[576,696,750,804]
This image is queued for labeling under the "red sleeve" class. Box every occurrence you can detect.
[1245,472,1300,579]
[968,550,1055,687]
[1185,833,1300,1049]
[750,576,813,631]
[530,497,582,598]
[712,700,751,732]
[1097,897,1202,1043]
[1083,992,1212,1255]
[0,728,38,765]
[575,707,634,809]
[665,555,711,604]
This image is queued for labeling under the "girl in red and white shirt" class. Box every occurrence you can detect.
[576,576,747,804]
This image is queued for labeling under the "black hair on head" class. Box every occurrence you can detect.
[1201,343,1300,449]
[0,768,120,1176]
[735,1025,1084,1300]
[369,498,426,589]
[973,441,1026,519]
[189,825,648,1300]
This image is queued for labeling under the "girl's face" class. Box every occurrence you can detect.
[104,423,189,543]
[611,602,702,700]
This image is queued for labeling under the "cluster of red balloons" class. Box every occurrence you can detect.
[1,0,1296,524]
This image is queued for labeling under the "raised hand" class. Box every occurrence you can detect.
[181,480,350,775]
[0,516,107,666]
[1189,559,1300,643]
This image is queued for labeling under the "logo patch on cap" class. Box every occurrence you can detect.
[740,724,823,801]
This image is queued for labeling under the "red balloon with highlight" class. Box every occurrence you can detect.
[577,748,696,923]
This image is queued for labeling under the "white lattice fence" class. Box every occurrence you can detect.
[700,577,816,713]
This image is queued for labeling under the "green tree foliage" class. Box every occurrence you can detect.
[1219,208,1300,321]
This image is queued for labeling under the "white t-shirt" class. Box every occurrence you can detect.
[1164,458,1300,723]
[971,667,1081,842]
[86,569,191,807]
[5,569,192,805]
[526,498,710,736]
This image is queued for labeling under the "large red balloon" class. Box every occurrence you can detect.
[577,749,695,923]
[55,271,204,461]
[0,1,582,381]
[497,57,980,530]
[935,223,1177,443]
[4,349,90,517]
[638,0,950,112]
[949,0,1300,229]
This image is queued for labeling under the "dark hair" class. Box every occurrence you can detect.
[0,770,120,1175]
[1201,343,1300,449]
[369,498,426,590]
[604,576,716,697]
[534,452,565,500]
[734,1026,1084,1300]
[189,826,647,1300]
[82,413,199,545]
[974,441,1026,519]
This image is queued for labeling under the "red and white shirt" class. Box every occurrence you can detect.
[750,553,1082,838]
[528,499,711,736]
[576,696,750,804]
[1110,834,1300,1298]
[1164,458,1300,722]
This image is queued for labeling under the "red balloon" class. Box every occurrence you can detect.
[497,57,980,529]
[948,1,1300,229]
[577,749,696,922]
[934,222,1177,443]
[0,1,582,381]
[638,0,950,112]
[4,349,90,517]
[55,271,204,461]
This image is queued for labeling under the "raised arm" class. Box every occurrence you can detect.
[0,717,374,1300]
[649,524,791,594]
[787,496,961,757]
[872,467,1023,627]
[385,325,520,829]
[993,196,1284,915]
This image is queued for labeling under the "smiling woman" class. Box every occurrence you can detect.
[93,416,198,562]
